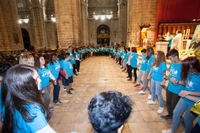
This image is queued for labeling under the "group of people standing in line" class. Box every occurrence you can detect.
[112,45,200,133]
[1,44,200,133]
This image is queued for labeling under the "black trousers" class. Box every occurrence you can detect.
[72,64,76,74]
[166,89,180,117]
[127,65,137,81]
[76,60,80,72]
[191,123,200,133]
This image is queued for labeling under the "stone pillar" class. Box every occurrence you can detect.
[80,0,88,46]
[54,0,82,48]
[0,0,24,51]
[29,1,48,50]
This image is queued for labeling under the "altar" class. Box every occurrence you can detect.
[156,41,168,55]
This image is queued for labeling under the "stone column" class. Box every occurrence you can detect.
[0,0,24,51]
[30,2,48,50]
[54,0,81,48]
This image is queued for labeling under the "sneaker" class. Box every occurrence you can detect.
[157,107,164,114]
[148,94,152,100]
[54,101,61,105]
[67,90,72,94]
[134,84,140,87]
[77,72,81,74]
[48,106,54,112]
[138,90,145,94]
[162,129,172,133]
[160,115,172,120]
[70,88,75,90]
[63,88,66,91]
[147,100,156,105]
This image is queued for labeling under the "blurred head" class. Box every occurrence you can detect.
[49,53,57,64]
[2,64,49,132]
[88,91,132,133]
[0,62,12,86]
[181,57,200,81]
[65,52,71,60]
[34,55,45,68]
[146,47,154,60]
[141,49,147,56]
[131,47,137,53]
[153,51,166,67]
[166,49,179,63]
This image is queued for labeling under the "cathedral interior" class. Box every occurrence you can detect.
[0,0,200,52]
[1,0,200,133]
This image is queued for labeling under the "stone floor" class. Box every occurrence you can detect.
[49,56,184,133]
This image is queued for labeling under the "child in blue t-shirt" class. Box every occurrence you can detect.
[47,54,61,105]
[63,53,74,94]
[147,51,166,114]
[35,56,56,109]
[160,49,184,120]
[134,49,147,87]
[162,57,200,133]
[128,47,138,83]
[138,47,154,99]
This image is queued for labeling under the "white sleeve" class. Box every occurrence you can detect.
[36,125,56,133]
[49,72,55,80]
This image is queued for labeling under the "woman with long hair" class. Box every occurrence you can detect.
[138,47,155,99]
[35,55,56,110]
[48,53,61,105]
[147,51,167,114]
[162,57,200,133]
[2,64,55,133]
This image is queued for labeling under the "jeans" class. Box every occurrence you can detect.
[53,78,60,101]
[136,70,145,84]
[191,123,200,133]
[142,72,149,91]
[172,98,197,133]
[43,85,50,107]
[166,89,180,117]
[150,79,163,107]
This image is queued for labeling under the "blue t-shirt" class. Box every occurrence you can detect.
[152,62,167,82]
[59,59,64,69]
[183,73,200,107]
[198,117,200,125]
[124,52,130,62]
[38,67,51,87]
[0,86,2,114]
[47,61,60,79]
[68,51,76,64]
[63,60,73,77]
[167,63,184,94]
[146,55,155,74]
[130,53,138,68]
[13,105,49,133]
[140,56,147,71]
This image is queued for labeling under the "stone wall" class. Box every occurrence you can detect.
[0,0,24,51]
[127,0,157,47]
[54,0,82,49]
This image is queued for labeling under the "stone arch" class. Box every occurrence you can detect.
[97,24,110,46]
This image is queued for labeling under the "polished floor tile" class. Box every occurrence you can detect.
[49,56,184,133]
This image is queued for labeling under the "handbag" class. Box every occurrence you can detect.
[190,100,200,115]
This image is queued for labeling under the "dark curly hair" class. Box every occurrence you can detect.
[88,91,132,133]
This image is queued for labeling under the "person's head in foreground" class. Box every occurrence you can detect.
[2,64,52,133]
[88,91,132,133]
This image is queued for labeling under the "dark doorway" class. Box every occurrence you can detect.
[21,28,31,50]
[97,24,110,46]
